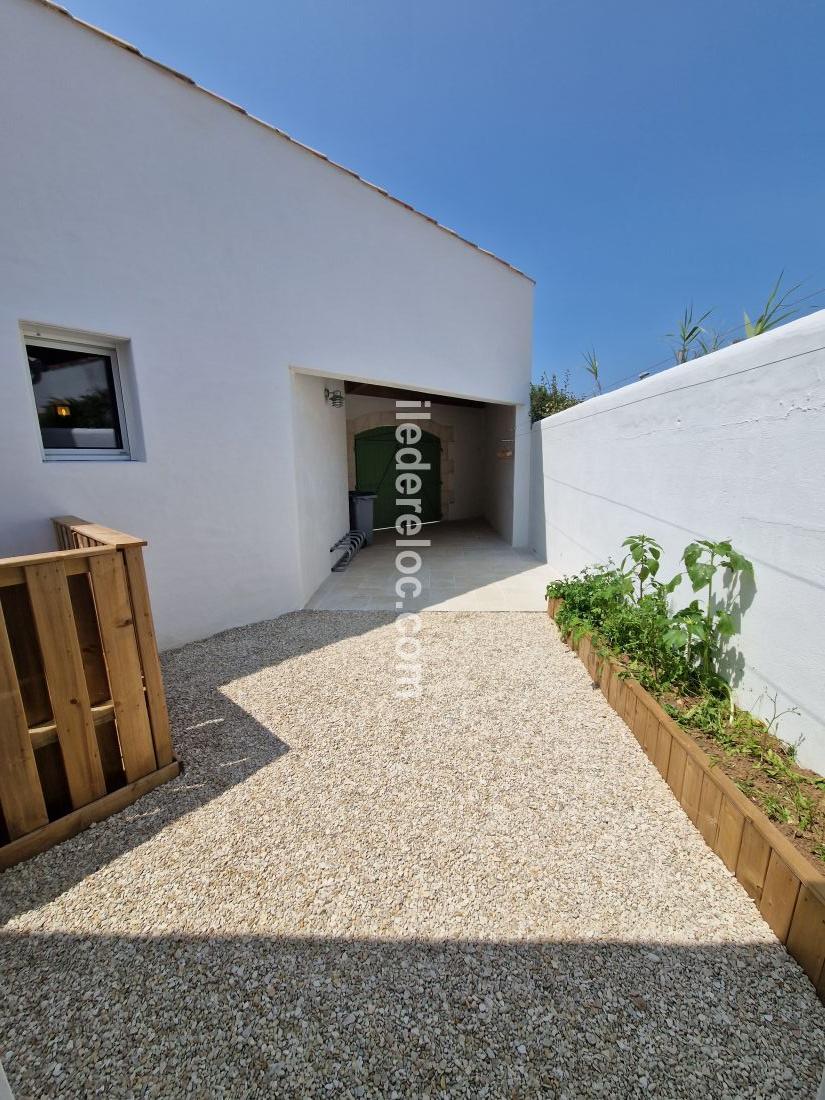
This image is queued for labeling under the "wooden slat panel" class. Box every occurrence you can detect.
[0,546,110,589]
[697,774,723,847]
[680,755,704,823]
[89,552,157,782]
[642,709,659,761]
[32,708,127,787]
[52,516,88,549]
[608,669,621,712]
[625,684,638,725]
[587,643,598,682]
[34,742,72,820]
[68,573,110,705]
[25,559,106,808]
[31,719,125,789]
[736,819,771,901]
[622,688,637,730]
[617,679,629,717]
[0,556,100,589]
[96,717,127,792]
[714,797,745,872]
[666,739,687,801]
[594,651,604,683]
[630,692,648,744]
[760,851,801,941]
[0,761,180,871]
[0,585,51,727]
[786,887,825,984]
[75,523,146,549]
[122,546,173,767]
[29,700,116,750]
[52,516,146,549]
[0,603,48,838]
[599,659,612,701]
[654,724,672,778]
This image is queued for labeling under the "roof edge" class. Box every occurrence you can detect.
[29,0,535,284]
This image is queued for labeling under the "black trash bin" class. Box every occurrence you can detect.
[349,491,377,545]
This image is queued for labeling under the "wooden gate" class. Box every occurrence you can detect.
[354,426,442,529]
[0,518,178,869]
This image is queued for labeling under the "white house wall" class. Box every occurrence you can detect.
[291,374,351,606]
[483,404,517,542]
[0,0,533,647]
[530,309,825,772]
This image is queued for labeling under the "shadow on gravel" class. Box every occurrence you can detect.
[0,932,822,1097]
[0,612,393,924]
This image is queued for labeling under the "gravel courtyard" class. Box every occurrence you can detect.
[1,611,824,1097]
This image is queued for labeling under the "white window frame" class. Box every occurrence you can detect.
[22,327,133,462]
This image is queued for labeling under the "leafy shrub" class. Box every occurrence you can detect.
[547,533,752,695]
[546,535,825,861]
[529,371,583,423]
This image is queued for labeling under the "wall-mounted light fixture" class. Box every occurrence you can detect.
[54,403,71,418]
[496,438,514,459]
[324,387,344,408]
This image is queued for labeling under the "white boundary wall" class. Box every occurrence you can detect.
[530,310,825,772]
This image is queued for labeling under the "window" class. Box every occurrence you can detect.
[25,334,131,459]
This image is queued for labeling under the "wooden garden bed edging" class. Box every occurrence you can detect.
[547,596,825,999]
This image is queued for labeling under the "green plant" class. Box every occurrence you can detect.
[546,532,753,696]
[663,600,707,677]
[545,533,825,866]
[619,534,681,600]
[582,348,602,394]
[744,271,802,337]
[696,329,725,356]
[792,790,816,832]
[667,304,712,364]
[529,371,582,423]
[758,793,791,825]
[681,539,753,681]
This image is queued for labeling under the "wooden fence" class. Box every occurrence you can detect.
[0,518,178,869]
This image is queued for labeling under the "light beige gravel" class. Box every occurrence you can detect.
[1,611,823,1097]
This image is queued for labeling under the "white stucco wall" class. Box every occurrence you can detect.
[530,310,825,771]
[0,0,532,647]
[291,373,350,605]
[483,404,517,541]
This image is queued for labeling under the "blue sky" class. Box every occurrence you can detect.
[64,0,825,391]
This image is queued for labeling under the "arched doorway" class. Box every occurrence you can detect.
[354,426,442,529]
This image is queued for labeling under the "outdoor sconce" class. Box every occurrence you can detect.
[55,403,71,417]
[496,438,514,459]
[324,387,344,408]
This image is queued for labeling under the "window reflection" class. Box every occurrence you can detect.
[27,344,123,451]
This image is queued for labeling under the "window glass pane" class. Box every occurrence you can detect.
[27,344,123,450]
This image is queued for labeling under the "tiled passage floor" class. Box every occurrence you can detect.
[306,519,557,611]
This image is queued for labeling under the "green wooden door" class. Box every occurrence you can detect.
[354,427,442,529]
